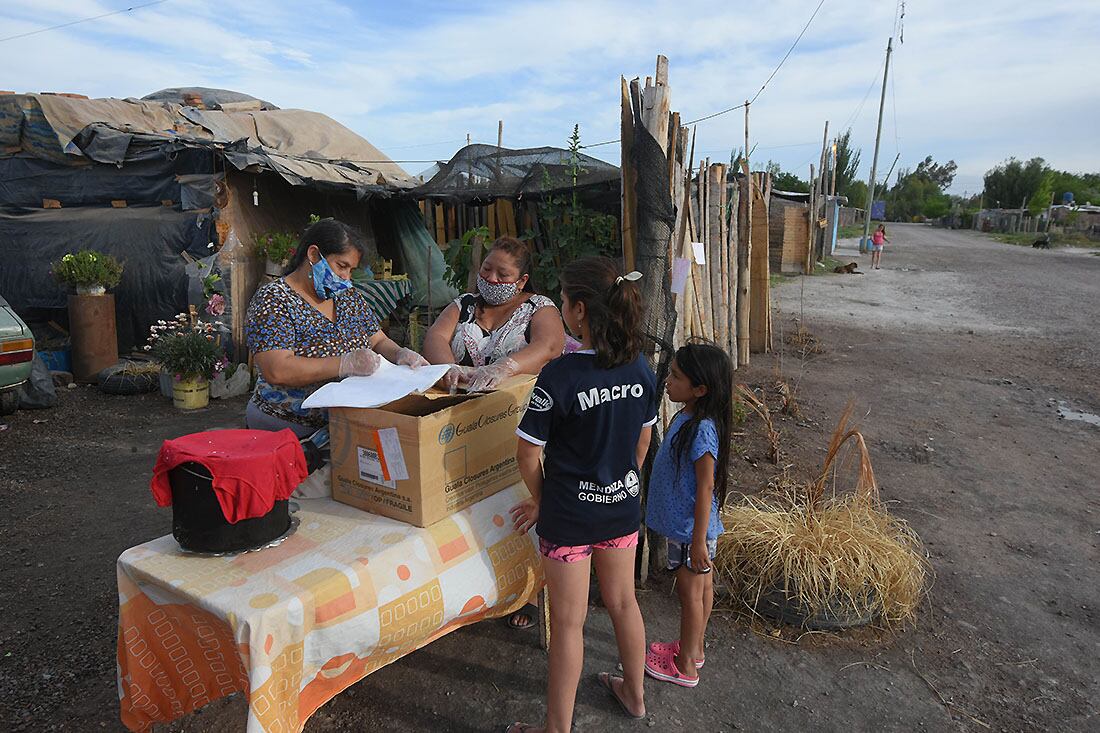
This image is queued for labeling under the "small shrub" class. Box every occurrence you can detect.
[51,250,123,291]
[253,231,298,264]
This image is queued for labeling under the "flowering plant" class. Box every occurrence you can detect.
[146,313,228,380]
[253,231,297,265]
[205,293,226,316]
[51,250,123,291]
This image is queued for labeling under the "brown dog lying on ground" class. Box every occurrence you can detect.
[833,262,863,274]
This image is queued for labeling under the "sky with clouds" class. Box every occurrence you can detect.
[2,0,1098,195]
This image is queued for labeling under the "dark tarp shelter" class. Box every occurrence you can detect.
[411,144,622,267]
[0,89,455,356]
[413,144,620,204]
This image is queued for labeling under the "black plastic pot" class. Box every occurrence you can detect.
[169,462,289,553]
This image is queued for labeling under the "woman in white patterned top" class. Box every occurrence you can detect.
[424,237,565,392]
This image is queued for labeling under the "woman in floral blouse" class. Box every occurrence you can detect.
[245,218,428,437]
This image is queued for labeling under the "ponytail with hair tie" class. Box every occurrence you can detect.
[561,257,645,369]
[615,271,643,286]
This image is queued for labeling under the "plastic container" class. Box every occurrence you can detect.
[173,376,209,410]
[38,350,72,372]
[169,462,290,553]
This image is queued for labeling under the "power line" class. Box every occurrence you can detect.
[747,0,828,106]
[697,141,818,156]
[839,59,885,133]
[683,101,748,127]
[581,0,829,148]
[384,137,496,151]
[890,59,900,156]
[0,0,168,43]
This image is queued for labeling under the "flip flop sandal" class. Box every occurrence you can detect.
[648,639,705,668]
[506,606,536,630]
[644,646,699,688]
[597,672,646,720]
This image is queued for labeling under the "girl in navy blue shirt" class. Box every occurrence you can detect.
[507,257,656,731]
[644,342,733,688]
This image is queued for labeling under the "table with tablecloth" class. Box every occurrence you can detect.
[116,483,541,732]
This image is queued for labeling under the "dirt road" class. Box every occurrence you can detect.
[2,224,1097,731]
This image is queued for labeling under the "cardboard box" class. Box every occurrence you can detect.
[329,376,535,527]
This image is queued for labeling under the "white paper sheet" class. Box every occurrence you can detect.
[691,241,706,265]
[300,358,451,409]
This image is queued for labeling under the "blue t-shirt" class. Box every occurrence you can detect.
[645,411,724,544]
[517,351,658,546]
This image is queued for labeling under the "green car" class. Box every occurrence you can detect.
[0,294,35,415]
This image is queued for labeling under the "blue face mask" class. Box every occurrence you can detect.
[310,254,353,300]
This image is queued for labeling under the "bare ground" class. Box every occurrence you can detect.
[1,224,1097,731]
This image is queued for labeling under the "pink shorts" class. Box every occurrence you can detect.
[538,531,639,563]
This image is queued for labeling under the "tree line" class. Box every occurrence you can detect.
[757,134,1098,222]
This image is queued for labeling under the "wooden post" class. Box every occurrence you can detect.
[750,172,771,353]
[692,165,712,342]
[806,164,816,273]
[625,55,680,582]
[709,164,728,351]
[743,101,750,174]
[726,179,739,368]
[620,76,638,270]
[736,174,751,365]
[830,138,838,196]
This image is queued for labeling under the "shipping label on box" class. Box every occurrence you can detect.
[330,376,535,527]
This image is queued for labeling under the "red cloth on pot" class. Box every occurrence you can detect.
[150,429,308,524]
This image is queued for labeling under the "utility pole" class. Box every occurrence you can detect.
[861,37,893,254]
[497,120,503,148]
[743,101,750,173]
[881,152,901,191]
[816,120,829,261]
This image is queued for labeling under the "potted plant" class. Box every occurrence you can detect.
[253,231,297,277]
[147,313,227,410]
[51,250,124,382]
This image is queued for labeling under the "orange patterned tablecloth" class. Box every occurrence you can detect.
[116,484,541,732]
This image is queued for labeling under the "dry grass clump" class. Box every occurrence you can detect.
[786,325,824,357]
[121,361,162,376]
[774,379,801,418]
[715,405,930,627]
[736,384,780,464]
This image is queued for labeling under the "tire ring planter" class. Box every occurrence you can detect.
[753,581,879,630]
[97,361,160,396]
[99,370,160,395]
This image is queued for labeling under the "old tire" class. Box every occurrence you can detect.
[99,363,160,396]
[0,389,18,416]
[755,584,877,631]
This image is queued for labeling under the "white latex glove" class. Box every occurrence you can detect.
[442,364,477,394]
[394,347,430,369]
[467,357,519,392]
[338,348,381,378]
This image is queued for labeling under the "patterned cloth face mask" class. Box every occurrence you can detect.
[311,254,354,300]
[476,274,520,305]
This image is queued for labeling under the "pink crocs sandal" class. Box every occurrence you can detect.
[644,645,699,688]
[649,640,704,668]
